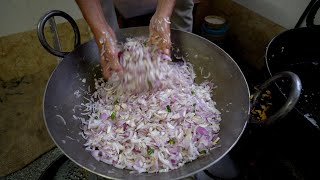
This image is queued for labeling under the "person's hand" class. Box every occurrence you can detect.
[149,15,172,55]
[96,27,122,79]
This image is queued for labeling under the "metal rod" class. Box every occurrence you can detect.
[48,17,62,62]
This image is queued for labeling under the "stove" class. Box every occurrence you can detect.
[227,58,320,180]
[4,49,320,180]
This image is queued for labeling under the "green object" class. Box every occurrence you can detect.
[199,150,206,154]
[147,149,154,155]
[147,80,152,87]
[166,105,171,112]
[169,139,175,144]
[111,112,116,120]
[191,91,195,94]
[193,103,196,106]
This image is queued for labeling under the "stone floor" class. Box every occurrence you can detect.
[0,19,92,176]
[2,148,63,180]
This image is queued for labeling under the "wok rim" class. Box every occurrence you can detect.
[42,27,250,179]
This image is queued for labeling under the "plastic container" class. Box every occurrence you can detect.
[204,15,227,29]
[201,15,228,47]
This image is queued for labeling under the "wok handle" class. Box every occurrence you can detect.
[251,71,302,125]
[37,10,81,58]
[306,0,320,27]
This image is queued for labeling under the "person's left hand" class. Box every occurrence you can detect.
[149,15,172,55]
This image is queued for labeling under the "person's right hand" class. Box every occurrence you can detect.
[96,27,122,79]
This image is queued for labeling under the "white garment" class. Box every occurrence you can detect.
[100,0,194,32]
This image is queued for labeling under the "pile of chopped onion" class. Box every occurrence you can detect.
[78,38,221,173]
[108,37,184,94]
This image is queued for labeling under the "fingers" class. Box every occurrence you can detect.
[110,58,123,72]
[162,48,170,56]
[100,56,111,79]
[149,16,172,56]
[100,54,124,79]
[100,47,123,79]
[149,33,171,55]
[95,27,123,79]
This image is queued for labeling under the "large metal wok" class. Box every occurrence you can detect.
[38,10,301,179]
[265,0,320,129]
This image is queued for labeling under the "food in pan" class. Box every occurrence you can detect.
[78,38,221,173]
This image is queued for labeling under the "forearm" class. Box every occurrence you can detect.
[155,0,176,17]
[75,0,111,41]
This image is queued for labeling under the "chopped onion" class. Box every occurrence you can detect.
[76,37,222,174]
[196,126,209,136]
